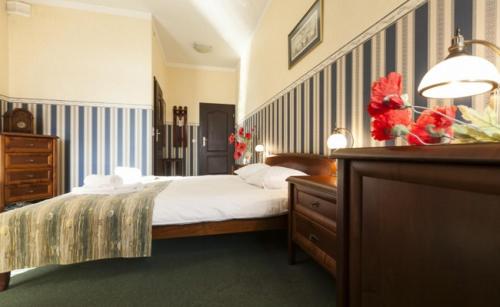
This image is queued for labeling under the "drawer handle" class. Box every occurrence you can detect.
[26,174,35,178]
[308,234,319,243]
[28,143,34,147]
[311,201,321,208]
[28,190,35,193]
[27,159,35,163]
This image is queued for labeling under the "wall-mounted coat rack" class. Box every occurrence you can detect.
[173,106,188,147]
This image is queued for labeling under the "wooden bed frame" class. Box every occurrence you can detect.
[0,153,336,291]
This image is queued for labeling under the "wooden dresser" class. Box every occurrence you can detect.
[0,133,58,211]
[287,175,337,276]
[333,143,500,307]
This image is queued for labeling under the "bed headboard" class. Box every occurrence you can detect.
[265,154,336,176]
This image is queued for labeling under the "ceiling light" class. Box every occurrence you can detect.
[193,43,213,54]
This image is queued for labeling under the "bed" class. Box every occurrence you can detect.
[151,154,335,239]
[0,154,336,291]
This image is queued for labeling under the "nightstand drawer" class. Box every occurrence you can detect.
[287,175,337,276]
[295,188,336,222]
[293,212,337,259]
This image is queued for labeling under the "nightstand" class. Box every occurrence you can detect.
[287,175,337,276]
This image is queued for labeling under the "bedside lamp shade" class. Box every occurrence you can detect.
[255,144,264,152]
[327,133,347,149]
[327,128,353,150]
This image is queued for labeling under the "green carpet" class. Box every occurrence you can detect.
[0,231,335,307]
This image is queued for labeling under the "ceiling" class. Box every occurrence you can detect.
[30,0,270,69]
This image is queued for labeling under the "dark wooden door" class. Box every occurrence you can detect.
[153,78,166,175]
[199,103,235,175]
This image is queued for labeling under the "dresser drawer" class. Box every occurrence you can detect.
[295,187,337,222]
[5,153,53,169]
[4,136,53,153]
[5,169,52,184]
[293,212,337,259]
[5,183,53,203]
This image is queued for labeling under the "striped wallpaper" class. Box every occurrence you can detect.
[0,98,152,193]
[165,123,200,176]
[243,0,500,160]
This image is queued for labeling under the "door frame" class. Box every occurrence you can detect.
[153,77,166,176]
[198,102,235,175]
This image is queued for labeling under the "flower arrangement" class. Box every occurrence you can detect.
[368,72,500,145]
[228,126,254,163]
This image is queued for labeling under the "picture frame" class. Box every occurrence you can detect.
[288,0,323,68]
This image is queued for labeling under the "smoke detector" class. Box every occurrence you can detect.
[193,43,212,54]
[6,1,31,17]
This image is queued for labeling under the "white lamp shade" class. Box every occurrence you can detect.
[327,133,348,150]
[418,54,500,99]
[255,144,264,152]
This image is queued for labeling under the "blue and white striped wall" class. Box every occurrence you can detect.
[243,0,499,159]
[165,123,199,176]
[0,98,152,193]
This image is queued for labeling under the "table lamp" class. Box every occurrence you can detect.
[418,28,500,99]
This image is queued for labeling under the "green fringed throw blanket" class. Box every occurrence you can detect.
[0,181,170,273]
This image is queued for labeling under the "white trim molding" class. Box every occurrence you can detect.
[0,94,152,110]
[25,0,152,19]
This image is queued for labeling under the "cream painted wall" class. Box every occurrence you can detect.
[165,66,237,123]
[239,0,408,121]
[0,0,8,96]
[8,4,152,106]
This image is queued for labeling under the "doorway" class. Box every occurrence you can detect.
[198,103,235,175]
[153,77,166,176]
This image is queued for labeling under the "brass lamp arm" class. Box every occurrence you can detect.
[464,40,500,56]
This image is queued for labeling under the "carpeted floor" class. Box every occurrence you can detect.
[0,231,335,307]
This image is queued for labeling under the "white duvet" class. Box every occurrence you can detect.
[150,175,288,226]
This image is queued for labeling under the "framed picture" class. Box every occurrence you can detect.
[288,0,323,68]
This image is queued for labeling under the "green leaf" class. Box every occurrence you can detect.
[453,105,500,143]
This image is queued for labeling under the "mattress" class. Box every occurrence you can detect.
[149,175,288,226]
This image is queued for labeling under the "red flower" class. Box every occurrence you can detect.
[407,124,436,145]
[233,150,242,160]
[371,116,394,141]
[368,72,405,116]
[245,132,252,140]
[371,108,412,141]
[228,133,235,144]
[427,105,456,128]
[236,142,247,153]
[407,106,457,145]
[238,127,244,136]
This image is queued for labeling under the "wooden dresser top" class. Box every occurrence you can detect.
[331,143,500,164]
[0,132,58,139]
[287,175,337,193]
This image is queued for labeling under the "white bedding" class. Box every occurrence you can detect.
[150,175,288,226]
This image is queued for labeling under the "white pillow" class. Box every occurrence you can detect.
[263,166,308,190]
[244,167,269,188]
[234,163,270,180]
[115,167,142,184]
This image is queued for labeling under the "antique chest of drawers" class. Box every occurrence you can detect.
[287,175,337,276]
[0,133,58,211]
